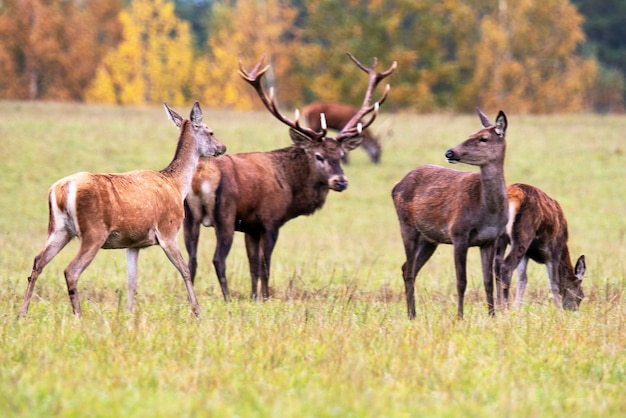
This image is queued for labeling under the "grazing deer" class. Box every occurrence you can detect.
[18,102,226,317]
[494,183,585,310]
[302,101,383,163]
[392,109,508,319]
[184,52,396,301]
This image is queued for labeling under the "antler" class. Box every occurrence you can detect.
[238,54,327,141]
[335,52,397,142]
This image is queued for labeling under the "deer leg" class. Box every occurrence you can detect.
[452,241,469,319]
[401,234,437,320]
[213,227,234,302]
[513,257,529,309]
[546,261,563,309]
[500,236,531,309]
[183,202,201,285]
[260,229,279,301]
[493,234,511,309]
[480,244,496,316]
[244,233,261,300]
[18,229,73,317]
[125,248,139,312]
[63,239,103,317]
[158,235,200,316]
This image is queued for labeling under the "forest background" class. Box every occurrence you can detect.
[0,0,624,114]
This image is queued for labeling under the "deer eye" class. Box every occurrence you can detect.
[315,153,324,162]
[479,137,488,143]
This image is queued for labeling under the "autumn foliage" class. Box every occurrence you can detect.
[0,0,122,101]
[0,0,604,112]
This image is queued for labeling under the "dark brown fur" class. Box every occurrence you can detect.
[188,52,395,301]
[392,109,508,319]
[184,136,357,301]
[302,101,382,163]
[494,183,585,310]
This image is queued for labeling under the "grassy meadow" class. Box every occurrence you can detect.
[0,101,625,417]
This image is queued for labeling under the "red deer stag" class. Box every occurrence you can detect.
[392,109,508,319]
[184,52,396,301]
[494,183,585,310]
[18,102,226,317]
[302,101,383,163]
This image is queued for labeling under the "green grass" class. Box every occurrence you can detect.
[1,101,625,417]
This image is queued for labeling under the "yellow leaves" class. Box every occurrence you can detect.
[86,0,195,106]
[199,0,302,110]
[473,0,594,113]
[2,0,604,113]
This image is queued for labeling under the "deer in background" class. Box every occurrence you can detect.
[302,101,383,163]
[494,183,585,310]
[18,102,226,317]
[184,52,396,301]
[392,109,508,319]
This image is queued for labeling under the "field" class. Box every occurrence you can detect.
[0,101,625,417]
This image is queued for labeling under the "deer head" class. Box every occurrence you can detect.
[238,52,396,192]
[164,101,227,158]
[562,255,586,310]
[446,108,507,167]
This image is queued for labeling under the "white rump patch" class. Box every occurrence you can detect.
[66,181,80,236]
[50,180,79,236]
[505,201,517,238]
[200,180,214,227]
[200,179,212,196]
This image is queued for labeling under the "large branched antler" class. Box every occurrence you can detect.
[335,52,397,143]
[238,54,327,142]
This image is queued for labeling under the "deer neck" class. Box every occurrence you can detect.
[479,163,507,213]
[160,126,198,199]
[558,245,575,282]
[282,147,330,213]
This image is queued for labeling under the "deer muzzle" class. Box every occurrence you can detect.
[329,175,348,192]
[445,149,460,164]
[214,139,227,156]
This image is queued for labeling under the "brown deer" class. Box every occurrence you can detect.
[184,52,396,301]
[18,102,226,317]
[302,101,383,163]
[494,183,585,310]
[392,109,508,319]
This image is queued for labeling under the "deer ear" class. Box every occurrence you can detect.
[574,255,586,279]
[495,111,507,137]
[476,107,492,128]
[340,134,364,151]
[164,103,183,128]
[190,101,203,124]
[289,128,311,147]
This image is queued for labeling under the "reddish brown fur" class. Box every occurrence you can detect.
[184,138,353,300]
[494,183,585,310]
[19,103,226,317]
[392,109,508,319]
[186,53,395,301]
[302,101,382,163]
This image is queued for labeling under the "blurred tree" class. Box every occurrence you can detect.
[0,0,123,100]
[571,0,626,111]
[194,0,302,110]
[472,0,597,113]
[298,0,478,112]
[173,0,213,49]
[86,0,195,105]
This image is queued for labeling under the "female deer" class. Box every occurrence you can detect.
[392,109,508,319]
[18,102,226,317]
